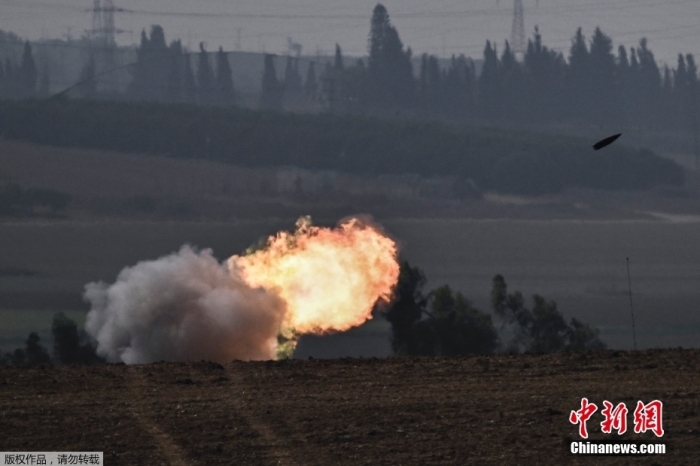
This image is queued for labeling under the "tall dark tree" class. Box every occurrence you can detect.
[491,275,605,353]
[328,44,350,110]
[418,54,442,115]
[617,45,635,125]
[52,312,103,365]
[52,312,82,364]
[24,332,51,366]
[617,45,629,73]
[673,53,688,130]
[685,54,700,167]
[588,27,622,126]
[478,40,501,119]
[320,61,337,112]
[444,54,475,119]
[215,46,235,105]
[630,47,643,127]
[500,41,527,121]
[334,43,345,72]
[384,261,428,355]
[566,28,590,121]
[368,4,389,69]
[196,42,216,105]
[283,55,303,94]
[260,54,283,111]
[128,26,171,101]
[386,262,498,356]
[428,285,499,356]
[282,55,306,110]
[630,47,640,75]
[77,55,97,98]
[19,41,37,98]
[166,39,184,103]
[636,38,662,129]
[304,61,318,96]
[659,65,675,130]
[366,4,414,110]
[523,27,566,123]
[150,25,167,49]
[4,348,25,366]
[129,29,150,99]
[0,332,51,366]
[183,54,197,104]
[340,59,368,113]
[418,54,429,102]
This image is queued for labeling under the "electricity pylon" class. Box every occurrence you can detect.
[510,0,526,58]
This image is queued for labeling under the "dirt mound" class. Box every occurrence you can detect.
[1,349,698,465]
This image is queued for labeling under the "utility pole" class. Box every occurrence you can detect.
[91,0,102,41]
[510,0,525,58]
[89,0,122,46]
[103,0,116,46]
[626,257,638,351]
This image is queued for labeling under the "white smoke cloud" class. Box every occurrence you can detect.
[84,246,285,364]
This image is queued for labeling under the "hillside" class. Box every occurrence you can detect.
[1,349,698,465]
[2,138,697,224]
[0,99,684,196]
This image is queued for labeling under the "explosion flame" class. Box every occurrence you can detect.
[85,216,400,363]
[234,216,398,333]
[232,216,400,356]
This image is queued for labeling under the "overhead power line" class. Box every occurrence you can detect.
[2,0,698,20]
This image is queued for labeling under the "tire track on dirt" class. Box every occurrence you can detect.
[225,364,339,466]
[127,368,192,466]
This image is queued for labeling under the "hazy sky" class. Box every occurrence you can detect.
[1,0,698,66]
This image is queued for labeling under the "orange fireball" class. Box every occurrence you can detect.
[230,216,400,335]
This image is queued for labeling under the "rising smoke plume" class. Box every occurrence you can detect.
[84,246,285,363]
[84,216,399,364]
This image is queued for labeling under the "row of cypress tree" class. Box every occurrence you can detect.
[258,4,699,138]
[0,41,42,100]
[75,25,233,106]
[2,4,697,139]
[124,26,234,106]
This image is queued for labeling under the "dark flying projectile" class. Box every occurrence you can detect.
[592,133,622,150]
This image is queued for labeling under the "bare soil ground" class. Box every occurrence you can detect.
[1,349,699,465]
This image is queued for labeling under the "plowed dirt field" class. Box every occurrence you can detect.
[1,349,699,465]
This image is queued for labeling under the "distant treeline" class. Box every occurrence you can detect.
[0,99,683,195]
[1,267,606,367]
[0,40,46,100]
[385,262,606,356]
[2,313,102,367]
[0,182,71,217]
[3,4,698,146]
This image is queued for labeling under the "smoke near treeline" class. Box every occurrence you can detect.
[83,217,399,364]
[84,246,285,363]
